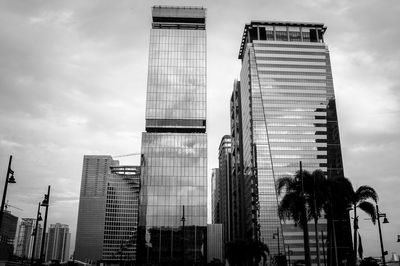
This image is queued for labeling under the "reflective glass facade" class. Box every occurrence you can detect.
[137,6,207,265]
[237,21,346,265]
[103,166,140,262]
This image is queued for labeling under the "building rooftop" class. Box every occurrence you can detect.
[238,21,327,59]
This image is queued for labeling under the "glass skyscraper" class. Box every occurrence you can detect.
[233,21,351,265]
[137,6,207,265]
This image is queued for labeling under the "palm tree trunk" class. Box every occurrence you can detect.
[301,203,311,266]
[353,205,358,266]
[314,216,321,266]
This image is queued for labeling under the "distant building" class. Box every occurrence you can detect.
[102,165,140,264]
[15,218,42,259]
[75,155,118,263]
[206,224,223,263]
[45,223,70,262]
[0,211,18,260]
[230,80,246,241]
[217,136,233,244]
[211,168,221,224]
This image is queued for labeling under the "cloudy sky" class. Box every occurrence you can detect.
[0,0,399,258]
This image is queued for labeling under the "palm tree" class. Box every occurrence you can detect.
[323,176,378,266]
[336,177,378,265]
[276,170,311,266]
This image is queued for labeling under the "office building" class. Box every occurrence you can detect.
[217,135,233,243]
[211,168,220,224]
[233,21,351,265]
[75,155,118,262]
[15,218,43,259]
[230,80,247,242]
[45,223,71,262]
[137,6,207,265]
[102,165,140,264]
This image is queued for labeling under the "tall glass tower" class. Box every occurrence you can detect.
[235,21,351,265]
[137,6,207,265]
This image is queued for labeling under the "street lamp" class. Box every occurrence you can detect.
[0,155,16,231]
[31,202,42,266]
[397,235,400,242]
[376,205,389,266]
[39,186,51,264]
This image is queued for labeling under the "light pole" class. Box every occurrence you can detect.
[0,155,16,231]
[376,205,389,266]
[181,205,185,266]
[273,227,281,255]
[30,202,42,265]
[39,185,50,264]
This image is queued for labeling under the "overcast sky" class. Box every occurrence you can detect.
[0,0,399,259]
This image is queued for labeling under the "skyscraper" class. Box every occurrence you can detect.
[217,135,233,244]
[75,155,118,262]
[102,165,140,263]
[137,6,207,265]
[232,21,351,264]
[45,223,71,262]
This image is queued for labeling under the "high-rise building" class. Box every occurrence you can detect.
[217,135,233,244]
[137,6,207,265]
[230,80,248,242]
[75,155,118,262]
[102,165,141,264]
[45,223,71,262]
[15,218,42,259]
[211,168,220,224]
[232,21,351,265]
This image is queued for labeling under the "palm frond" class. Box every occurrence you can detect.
[356,185,378,203]
[358,201,377,224]
[276,176,294,195]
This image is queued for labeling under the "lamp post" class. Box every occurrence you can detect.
[273,227,281,255]
[376,205,389,266]
[181,205,185,266]
[0,155,16,231]
[39,185,50,264]
[30,202,42,266]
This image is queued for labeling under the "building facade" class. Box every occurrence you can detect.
[137,6,207,265]
[15,218,43,259]
[211,168,220,224]
[102,165,141,264]
[75,155,118,263]
[229,80,247,242]
[45,223,71,262]
[217,135,233,244]
[233,21,351,265]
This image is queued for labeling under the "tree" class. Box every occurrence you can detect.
[331,177,377,265]
[276,170,312,266]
